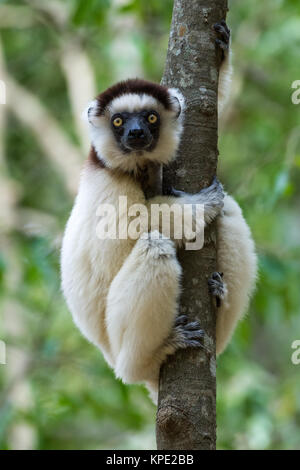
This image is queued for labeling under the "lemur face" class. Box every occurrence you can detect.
[110,109,160,153]
[86,79,185,173]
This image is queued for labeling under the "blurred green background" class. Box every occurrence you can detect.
[0,0,300,450]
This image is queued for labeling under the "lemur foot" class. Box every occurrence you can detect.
[214,20,230,61]
[171,314,205,349]
[159,315,205,363]
[208,271,227,308]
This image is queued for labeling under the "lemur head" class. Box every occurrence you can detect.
[86,79,185,173]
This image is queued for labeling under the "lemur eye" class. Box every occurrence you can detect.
[148,113,158,124]
[113,117,123,127]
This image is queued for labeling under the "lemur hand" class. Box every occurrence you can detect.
[168,177,224,224]
[195,177,224,224]
[214,20,230,62]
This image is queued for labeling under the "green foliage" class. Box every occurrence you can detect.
[71,0,111,27]
[0,0,300,450]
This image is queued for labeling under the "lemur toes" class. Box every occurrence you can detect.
[208,271,227,308]
[214,21,230,61]
[173,315,205,349]
[175,314,188,326]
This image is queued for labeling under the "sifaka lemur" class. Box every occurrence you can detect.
[61,22,257,403]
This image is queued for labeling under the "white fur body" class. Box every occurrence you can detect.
[61,51,257,403]
[61,166,256,402]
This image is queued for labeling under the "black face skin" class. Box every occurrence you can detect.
[111,110,160,153]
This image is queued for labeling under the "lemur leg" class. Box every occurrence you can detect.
[146,312,205,403]
[214,20,232,119]
[145,314,205,403]
[214,194,257,355]
[148,177,224,248]
[106,230,202,386]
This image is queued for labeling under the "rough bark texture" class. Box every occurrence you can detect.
[155,0,228,450]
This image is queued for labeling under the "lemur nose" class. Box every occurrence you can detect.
[128,129,145,139]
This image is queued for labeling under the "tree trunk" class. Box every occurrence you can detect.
[155,0,228,450]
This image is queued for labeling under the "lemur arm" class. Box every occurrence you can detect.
[215,20,233,120]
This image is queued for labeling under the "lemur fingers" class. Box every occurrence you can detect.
[214,21,230,43]
[208,271,228,308]
[200,177,224,223]
[214,21,230,61]
[164,314,205,352]
[168,177,224,225]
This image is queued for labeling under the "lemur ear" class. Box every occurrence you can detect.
[82,100,100,127]
[168,88,186,119]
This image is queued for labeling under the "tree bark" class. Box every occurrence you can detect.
[155,0,228,450]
